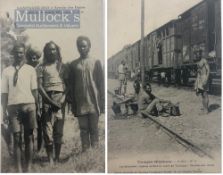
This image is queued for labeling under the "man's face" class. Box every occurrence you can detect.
[28,53,40,67]
[145,85,152,94]
[134,84,140,94]
[45,43,58,62]
[77,40,90,58]
[14,47,25,64]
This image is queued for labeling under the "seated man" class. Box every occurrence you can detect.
[112,81,180,117]
[112,80,153,116]
[143,83,180,117]
[141,83,159,116]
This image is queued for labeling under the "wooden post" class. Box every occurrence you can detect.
[140,0,145,86]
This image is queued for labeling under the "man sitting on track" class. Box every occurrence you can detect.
[112,81,180,117]
[112,80,145,116]
[112,81,158,116]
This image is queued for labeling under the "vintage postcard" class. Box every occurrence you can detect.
[108,0,221,173]
[0,0,104,173]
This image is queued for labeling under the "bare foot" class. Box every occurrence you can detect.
[26,165,32,173]
[50,160,54,167]
[17,166,23,173]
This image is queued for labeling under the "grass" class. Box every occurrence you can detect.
[1,114,105,173]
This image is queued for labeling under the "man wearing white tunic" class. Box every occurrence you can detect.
[194,50,210,114]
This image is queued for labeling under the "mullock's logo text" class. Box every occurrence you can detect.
[15,8,80,28]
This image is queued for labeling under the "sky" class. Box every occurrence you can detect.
[0,0,104,63]
[108,0,203,58]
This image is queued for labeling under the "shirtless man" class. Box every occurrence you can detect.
[114,81,157,116]
[194,50,210,114]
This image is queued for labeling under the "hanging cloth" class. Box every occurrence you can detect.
[13,62,25,86]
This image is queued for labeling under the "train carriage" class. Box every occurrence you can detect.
[178,0,221,89]
[144,20,182,83]
[108,0,221,93]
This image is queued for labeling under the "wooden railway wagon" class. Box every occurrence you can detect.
[128,40,140,77]
[108,41,140,79]
[108,50,124,79]
[108,0,221,93]
[178,0,221,85]
[145,0,221,88]
[144,19,182,83]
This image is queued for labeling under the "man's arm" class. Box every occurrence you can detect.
[1,69,9,121]
[38,81,60,108]
[1,93,8,121]
[31,89,38,104]
[61,63,72,103]
[117,96,134,105]
[158,99,170,103]
[36,65,60,108]
[93,60,105,112]
[203,59,210,85]
[151,94,169,103]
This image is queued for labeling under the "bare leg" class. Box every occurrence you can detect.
[119,81,123,95]
[24,130,34,172]
[13,132,22,172]
[46,145,54,166]
[123,84,127,96]
[202,91,209,113]
[42,104,54,166]
[145,99,160,115]
[54,117,64,163]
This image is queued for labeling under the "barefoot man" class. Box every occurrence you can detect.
[195,50,210,114]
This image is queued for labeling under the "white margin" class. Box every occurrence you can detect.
[104,0,108,173]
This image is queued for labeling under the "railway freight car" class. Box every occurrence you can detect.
[144,19,182,83]
[176,0,221,92]
[146,0,221,89]
[108,49,124,79]
[108,41,140,79]
[108,0,221,93]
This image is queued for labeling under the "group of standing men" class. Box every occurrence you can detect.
[1,36,104,172]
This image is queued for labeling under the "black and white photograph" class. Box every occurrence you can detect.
[1,0,222,174]
[108,0,221,173]
[0,0,105,173]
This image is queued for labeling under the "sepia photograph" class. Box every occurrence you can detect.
[108,0,221,173]
[0,0,105,173]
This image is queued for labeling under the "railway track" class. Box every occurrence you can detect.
[108,90,213,160]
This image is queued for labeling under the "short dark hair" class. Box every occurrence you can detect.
[143,82,151,89]
[11,42,25,55]
[76,36,91,48]
[133,80,140,89]
[26,46,42,60]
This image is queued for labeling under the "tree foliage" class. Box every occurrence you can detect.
[0,12,28,71]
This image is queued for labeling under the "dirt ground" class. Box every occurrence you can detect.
[107,79,221,173]
[1,113,105,173]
